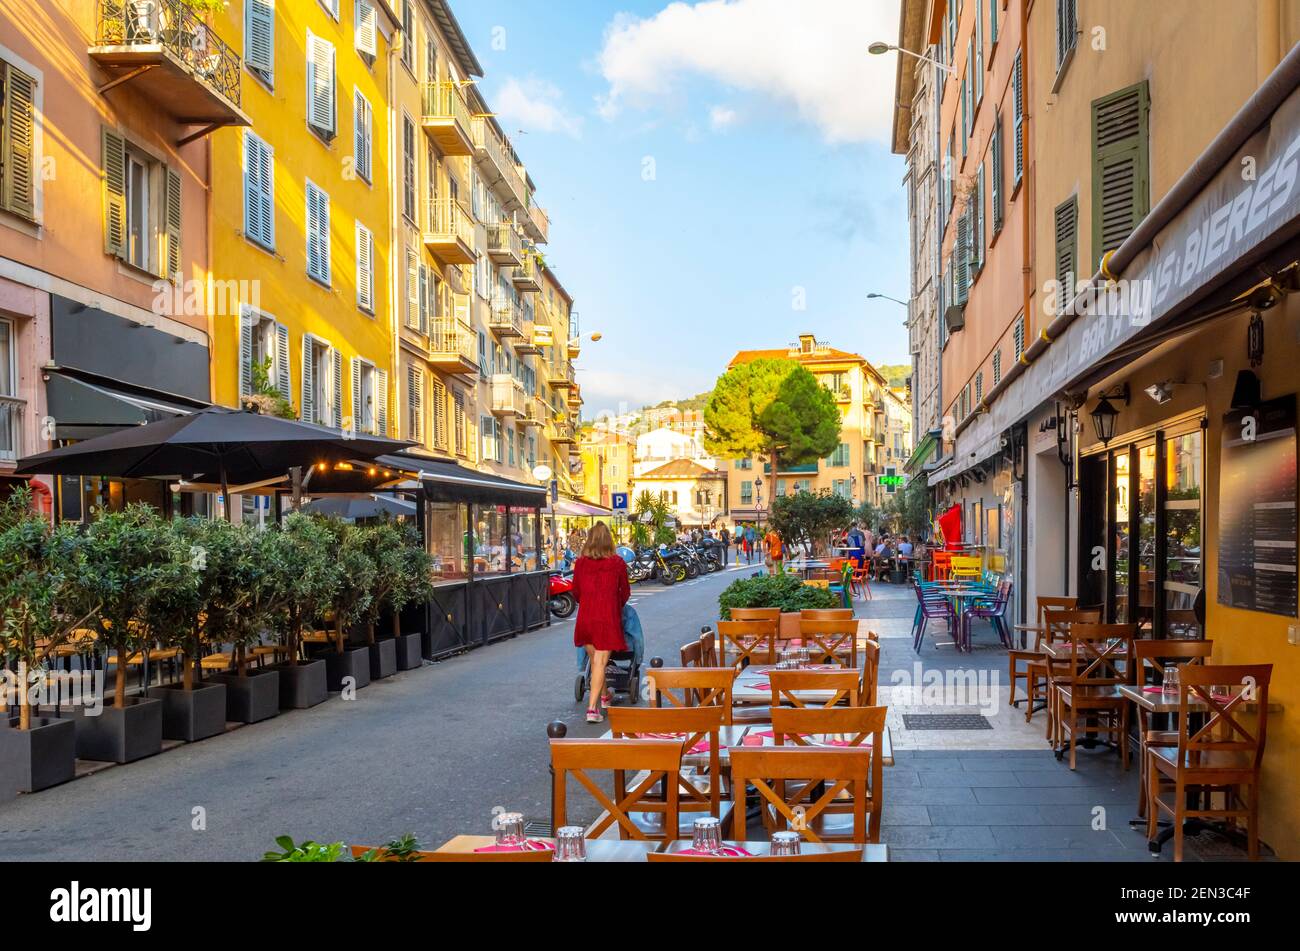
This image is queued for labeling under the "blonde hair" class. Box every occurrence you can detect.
[581,522,616,559]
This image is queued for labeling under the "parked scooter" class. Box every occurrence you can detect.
[548,572,577,619]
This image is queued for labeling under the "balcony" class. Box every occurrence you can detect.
[524,198,549,245]
[90,0,249,138]
[491,375,526,418]
[471,118,528,212]
[427,320,478,376]
[488,297,524,338]
[549,361,577,389]
[515,321,542,356]
[486,222,525,267]
[518,398,544,429]
[512,252,542,293]
[567,384,583,409]
[0,396,26,464]
[424,199,475,265]
[421,82,473,156]
[549,419,578,446]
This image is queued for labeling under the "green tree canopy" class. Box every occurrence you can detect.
[769,490,854,556]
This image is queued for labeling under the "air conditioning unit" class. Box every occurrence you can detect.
[944,304,966,335]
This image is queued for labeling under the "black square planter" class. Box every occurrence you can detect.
[393,633,424,671]
[210,670,281,724]
[369,639,398,681]
[71,697,163,764]
[145,682,228,742]
[273,660,328,710]
[323,647,371,692]
[0,716,77,794]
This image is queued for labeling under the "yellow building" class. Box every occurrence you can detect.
[724,334,912,521]
[578,428,635,509]
[210,0,399,477]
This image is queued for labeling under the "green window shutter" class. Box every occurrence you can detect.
[991,114,1003,233]
[1012,52,1024,185]
[1091,81,1150,265]
[954,210,970,306]
[163,166,182,280]
[1054,196,1078,293]
[101,127,127,258]
[1,63,37,221]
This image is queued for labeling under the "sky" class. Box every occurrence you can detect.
[450,0,910,414]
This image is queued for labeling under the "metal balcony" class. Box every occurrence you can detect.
[471,118,528,213]
[491,375,526,417]
[549,361,577,389]
[524,198,549,245]
[428,320,478,376]
[424,199,475,265]
[518,397,544,428]
[549,419,577,445]
[512,251,542,293]
[486,222,524,267]
[421,82,474,156]
[488,297,524,338]
[90,0,249,138]
[515,321,542,356]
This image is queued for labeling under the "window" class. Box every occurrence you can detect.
[0,60,37,222]
[481,415,497,461]
[827,443,851,468]
[1013,314,1026,360]
[1056,0,1078,71]
[400,1,414,72]
[351,358,377,434]
[453,390,467,456]
[305,180,330,285]
[431,378,448,450]
[1012,51,1024,185]
[954,207,970,306]
[734,458,753,470]
[406,364,425,443]
[832,480,852,500]
[404,248,419,329]
[974,3,983,103]
[1055,196,1078,295]
[353,91,372,182]
[302,336,340,427]
[972,165,984,272]
[243,131,274,250]
[992,349,1002,386]
[990,114,1003,234]
[0,318,15,461]
[244,0,274,84]
[355,1,378,58]
[306,32,336,138]
[355,221,374,313]
[990,0,998,44]
[975,371,984,404]
[1092,81,1150,264]
[102,129,181,280]
[238,308,290,400]
[401,114,416,222]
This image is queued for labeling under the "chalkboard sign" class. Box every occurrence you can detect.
[1217,394,1298,617]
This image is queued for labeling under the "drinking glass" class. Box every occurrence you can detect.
[1162,664,1180,699]
[495,812,526,848]
[692,817,723,854]
[770,831,801,857]
[553,827,587,863]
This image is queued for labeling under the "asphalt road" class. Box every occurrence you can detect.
[0,562,756,861]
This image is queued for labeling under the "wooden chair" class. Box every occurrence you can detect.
[1008,607,1100,725]
[768,670,860,709]
[550,739,684,841]
[729,607,782,624]
[860,640,880,706]
[797,618,858,669]
[1133,639,1214,819]
[730,747,874,844]
[609,706,731,839]
[679,639,704,668]
[647,667,738,724]
[1053,623,1138,770]
[698,630,719,667]
[1146,664,1273,862]
[800,609,855,621]
[770,706,886,841]
[647,848,864,863]
[717,619,777,668]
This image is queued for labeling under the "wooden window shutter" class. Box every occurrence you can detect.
[454,390,466,455]
[975,371,984,404]
[1014,315,1026,361]
[351,356,363,430]
[992,349,1002,386]
[1054,196,1078,293]
[331,348,343,428]
[1012,52,1024,185]
[245,0,275,75]
[301,336,315,423]
[973,166,984,270]
[954,209,970,306]
[432,378,447,450]
[353,91,371,181]
[375,368,388,434]
[991,114,1003,233]
[163,166,182,280]
[356,222,373,312]
[307,33,336,135]
[101,127,127,258]
[238,310,254,398]
[355,1,378,56]
[275,322,291,399]
[1,63,37,221]
[1092,81,1149,264]
[407,365,423,442]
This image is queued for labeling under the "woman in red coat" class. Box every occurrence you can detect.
[572,522,631,723]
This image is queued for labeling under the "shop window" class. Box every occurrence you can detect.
[472,504,509,575]
[427,501,467,580]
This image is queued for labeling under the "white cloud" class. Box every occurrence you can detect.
[578,369,707,415]
[709,105,738,132]
[596,0,900,144]
[494,77,584,137]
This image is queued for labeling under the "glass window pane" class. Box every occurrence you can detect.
[1164,432,1203,637]
[427,501,466,580]
[1136,444,1157,633]
[511,508,539,572]
[1113,451,1131,623]
[472,504,509,575]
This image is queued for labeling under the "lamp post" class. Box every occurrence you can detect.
[867,42,954,74]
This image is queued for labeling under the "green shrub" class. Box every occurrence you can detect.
[718,573,841,618]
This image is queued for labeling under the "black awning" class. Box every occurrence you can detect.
[379,453,548,507]
[45,370,204,440]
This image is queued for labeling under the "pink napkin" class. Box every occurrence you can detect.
[634,733,712,755]
[474,840,555,854]
[674,846,755,858]
[1142,686,1164,694]
[743,730,869,748]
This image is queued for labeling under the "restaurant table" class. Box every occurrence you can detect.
[1012,623,1045,649]
[434,835,659,862]
[733,664,856,705]
[656,841,889,862]
[604,723,895,768]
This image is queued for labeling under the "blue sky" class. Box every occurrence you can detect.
[450,0,909,413]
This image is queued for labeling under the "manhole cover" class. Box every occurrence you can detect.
[902,714,994,731]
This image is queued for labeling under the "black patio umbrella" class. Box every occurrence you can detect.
[14,407,413,507]
[300,494,417,519]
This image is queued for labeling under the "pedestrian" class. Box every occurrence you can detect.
[572,522,631,724]
[719,525,731,565]
[744,524,757,564]
[763,526,785,576]
[846,521,867,569]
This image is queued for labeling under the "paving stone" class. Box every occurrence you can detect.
[990,825,1126,850]
[972,785,1137,805]
[885,786,981,805]
[880,825,1000,849]
[918,770,1020,788]
[927,804,1046,826]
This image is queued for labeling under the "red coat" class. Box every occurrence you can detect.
[572,556,631,652]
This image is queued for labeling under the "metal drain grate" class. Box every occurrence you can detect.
[524,820,553,837]
[902,714,994,731]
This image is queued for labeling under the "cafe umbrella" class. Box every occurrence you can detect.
[14,406,414,517]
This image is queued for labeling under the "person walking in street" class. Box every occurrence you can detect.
[719,525,731,565]
[763,526,785,576]
[846,521,867,569]
[572,522,631,724]
[743,524,756,564]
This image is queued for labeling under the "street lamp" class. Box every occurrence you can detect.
[867,42,954,73]
[867,292,908,307]
[1089,385,1130,447]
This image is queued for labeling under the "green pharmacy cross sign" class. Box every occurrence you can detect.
[880,475,906,488]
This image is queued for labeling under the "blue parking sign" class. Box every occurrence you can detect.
[612,492,629,512]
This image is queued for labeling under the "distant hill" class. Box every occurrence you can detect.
[877,364,911,387]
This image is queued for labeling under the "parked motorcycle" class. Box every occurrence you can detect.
[548,572,577,619]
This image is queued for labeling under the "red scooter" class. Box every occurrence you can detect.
[548,572,577,619]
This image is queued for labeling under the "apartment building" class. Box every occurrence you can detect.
[578,427,635,510]
[724,334,907,520]
[0,0,243,518]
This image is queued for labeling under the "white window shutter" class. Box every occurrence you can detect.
[301,336,315,423]
[356,222,373,312]
[355,1,377,56]
[245,0,275,75]
[375,369,388,434]
[353,91,371,181]
[405,249,418,328]
[306,182,330,283]
[351,356,363,431]
[307,32,336,134]
[331,348,343,429]
[275,322,291,399]
[238,311,254,398]
[243,131,274,249]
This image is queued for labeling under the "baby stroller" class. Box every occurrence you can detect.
[573,604,644,706]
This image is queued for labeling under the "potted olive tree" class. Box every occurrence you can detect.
[358,521,432,671]
[268,514,337,710]
[142,519,227,741]
[0,490,96,793]
[202,519,282,723]
[76,506,171,763]
[315,518,377,689]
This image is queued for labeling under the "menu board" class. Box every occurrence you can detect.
[1217,395,1298,617]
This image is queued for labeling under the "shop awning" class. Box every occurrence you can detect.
[546,498,613,518]
[938,56,1300,486]
[45,370,205,440]
[378,453,548,507]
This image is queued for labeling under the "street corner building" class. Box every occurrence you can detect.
[893,0,1300,855]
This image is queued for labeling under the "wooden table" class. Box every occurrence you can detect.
[434,835,659,863]
[603,723,894,768]
[1012,623,1045,649]
[657,841,889,862]
[1117,684,1282,715]
[733,664,852,705]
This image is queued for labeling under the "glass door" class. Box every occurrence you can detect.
[1112,450,1132,623]
[1163,429,1204,637]
[1136,443,1158,634]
